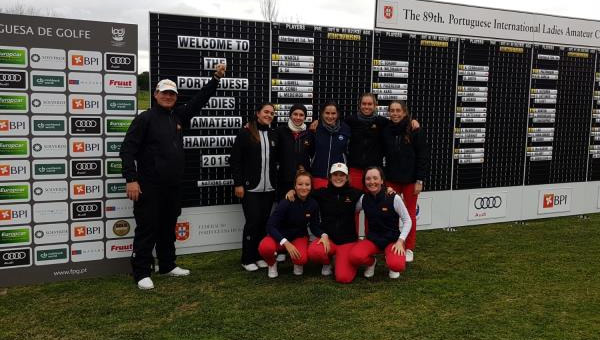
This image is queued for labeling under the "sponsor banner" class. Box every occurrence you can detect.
[0,226,31,248]
[0,92,28,113]
[0,203,31,226]
[69,116,102,136]
[70,220,104,241]
[29,48,66,70]
[69,137,103,157]
[538,188,572,214]
[175,221,190,243]
[32,159,68,180]
[415,197,432,226]
[33,223,69,245]
[31,93,67,114]
[34,244,69,265]
[105,179,126,198]
[104,53,136,73]
[69,179,103,200]
[30,70,66,92]
[0,247,32,270]
[71,200,103,220]
[68,94,102,115]
[32,180,68,202]
[0,182,30,203]
[105,218,135,238]
[31,116,67,136]
[31,137,68,158]
[105,158,122,177]
[67,72,103,93]
[70,159,102,178]
[104,95,136,115]
[0,46,27,68]
[70,241,104,262]
[104,74,136,94]
[33,201,69,223]
[105,117,132,136]
[0,115,29,136]
[0,138,29,158]
[105,198,133,218]
[0,69,27,90]
[0,159,30,181]
[468,192,507,220]
[106,238,134,258]
[68,50,102,72]
[104,137,123,156]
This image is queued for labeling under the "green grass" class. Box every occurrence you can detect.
[1,215,599,340]
[138,90,150,110]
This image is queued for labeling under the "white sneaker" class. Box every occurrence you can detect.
[242,263,259,272]
[389,270,400,279]
[137,277,154,290]
[268,263,278,278]
[321,264,332,276]
[364,258,376,278]
[256,260,268,268]
[166,266,190,277]
[405,249,414,263]
[276,254,286,262]
[293,264,304,276]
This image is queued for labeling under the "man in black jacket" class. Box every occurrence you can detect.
[120,64,225,289]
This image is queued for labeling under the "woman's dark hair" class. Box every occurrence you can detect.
[388,100,412,144]
[362,166,385,188]
[289,103,307,117]
[320,101,339,116]
[358,93,377,111]
[248,102,274,143]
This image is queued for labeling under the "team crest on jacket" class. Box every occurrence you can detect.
[371,124,377,129]
[344,197,352,203]
[305,213,311,218]
[338,135,344,140]
[381,207,388,212]
[175,222,190,241]
[304,140,310,146]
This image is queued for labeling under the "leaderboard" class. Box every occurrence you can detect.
[150,13,600,208]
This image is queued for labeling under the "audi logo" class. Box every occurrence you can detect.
[3,251,27,260]
[74,120,98,128]
[75,163,98,170]
[110,56,131,65]
[0,74,21,82]
[76,204,99,213]
[474,196,502,209]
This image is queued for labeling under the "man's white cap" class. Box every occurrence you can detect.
[155,79,178,94]
[330,162,348,175]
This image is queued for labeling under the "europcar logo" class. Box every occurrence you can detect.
[0,46,27,68]
[0,115,28,136]
[0,227,31,247]
[105,159,123,177]
[0,160,30,181]
[0,138,29,158]
[68,94,102,114]
[105,118,133,135]
[0,182,30,203]
[29,48,66,70]
[68,50,102,71]
[0,92,28,113]
[0,69,27,90]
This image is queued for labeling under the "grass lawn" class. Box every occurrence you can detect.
[1,215,599,340]
[138,90,151,110]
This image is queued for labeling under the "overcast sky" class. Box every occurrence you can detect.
[7,0,599,72]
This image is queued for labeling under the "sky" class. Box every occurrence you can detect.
[5,0,599,72]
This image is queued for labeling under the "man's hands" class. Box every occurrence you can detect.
[215,64,226,79]
[126,181,142,202]
[234,186,245,199]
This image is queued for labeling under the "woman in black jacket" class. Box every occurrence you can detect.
[229,103,278,271]
[381,101,429,263]
[275,104,314,200]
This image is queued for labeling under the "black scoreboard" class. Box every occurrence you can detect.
[150,12,600,208]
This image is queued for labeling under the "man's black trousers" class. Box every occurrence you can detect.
[131,182,182,281]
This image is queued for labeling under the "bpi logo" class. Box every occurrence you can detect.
[70,138,102,157]
[72,98,99,110]
[68,94,102,114]
[74,225,101,237]
[384,5,394,19]
[72,141,99,153]
[68,51,102,71]
[0,119,26,132]
[543,193,567,209]
[0,208,27,221]
[0,163,27,177]
[71,55,100,67]
[175,222,190,242]
[73,184,101,195]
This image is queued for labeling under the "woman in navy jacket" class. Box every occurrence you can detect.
[382,101,429,263]
[311,102,351,189]
[258,171,323,278]
[229,103,278,272]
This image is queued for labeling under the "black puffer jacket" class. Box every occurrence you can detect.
[311,184,361,245]
[381,119,429,184]
[345,114,389,169]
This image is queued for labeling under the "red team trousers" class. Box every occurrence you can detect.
[258,236,309,266]
[348,239,406,273]
[308,240,357,283]
[387,181,418,250]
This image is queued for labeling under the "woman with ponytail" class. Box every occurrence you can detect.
[230,103,279,271]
